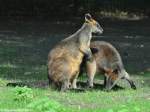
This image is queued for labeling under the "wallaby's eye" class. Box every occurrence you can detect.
[113,69,119,74]
[85,13,92,20]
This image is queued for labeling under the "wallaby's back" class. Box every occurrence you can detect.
[90,41,124,72]
[83,41,136,90]
[48,39,83,81]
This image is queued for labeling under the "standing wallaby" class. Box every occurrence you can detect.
[81,41,136,91]
[48,14,103,91]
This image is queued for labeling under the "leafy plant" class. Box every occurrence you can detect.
[13,86,33,102]
[28,97,72,112]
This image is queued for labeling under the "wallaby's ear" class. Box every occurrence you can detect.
[90,47,99,54]
[104,68,113,74]
[113,69,118,74]
[85,13,92,22]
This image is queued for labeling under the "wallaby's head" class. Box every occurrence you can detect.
[105,68,120,90]
[106,69,119,82]
[85,13,103,34]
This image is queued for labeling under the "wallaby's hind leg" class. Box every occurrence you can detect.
[126,78,136,90]
[123,71,136,90]
[86,58,96,88]
[71,78,77,89]
[70,71,80,89]
[61,79,70,92]
[104,76,107,87]
[48,75,58,90]
[48,75,51,85]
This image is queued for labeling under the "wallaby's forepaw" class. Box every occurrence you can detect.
[131,84,137,90]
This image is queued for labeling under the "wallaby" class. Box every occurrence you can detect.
[81,41,136,91]
[48,14,103,91]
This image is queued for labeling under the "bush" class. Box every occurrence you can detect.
[13,86,33,102]
[27,97,73,112]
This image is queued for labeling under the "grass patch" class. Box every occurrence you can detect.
[0,85,150,112]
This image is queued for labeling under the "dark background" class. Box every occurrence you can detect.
[0,0,150,75]
[0,0,150,18]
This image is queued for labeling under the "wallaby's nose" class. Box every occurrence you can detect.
[100,27,104,33]
[98,28,103,35]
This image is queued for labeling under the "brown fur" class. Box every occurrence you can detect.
[48,42,84,91]
[81,41,136,90]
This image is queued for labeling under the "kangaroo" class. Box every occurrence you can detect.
[48,14,103,91]
[81,41,136,91]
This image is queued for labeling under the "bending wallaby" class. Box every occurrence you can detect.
[81,41,136,91]
[48,14,103,91]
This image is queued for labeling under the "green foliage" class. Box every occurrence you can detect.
[0,85,150,112]
[27,97,73,112]
[13,86,33,102]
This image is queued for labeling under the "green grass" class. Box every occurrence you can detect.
[0,37,150,112]
[0,71,150,112]
[0,84,150,112]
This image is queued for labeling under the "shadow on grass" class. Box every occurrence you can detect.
[77,81,124,91]
[6,80,124,92]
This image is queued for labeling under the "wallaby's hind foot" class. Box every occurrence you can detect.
[71,78,77,89]
[130,81,136,90]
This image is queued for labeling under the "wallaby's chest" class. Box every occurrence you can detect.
[79,35,91,48]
